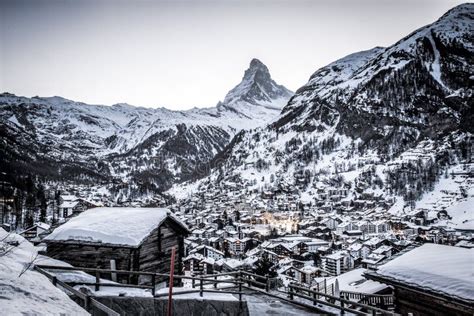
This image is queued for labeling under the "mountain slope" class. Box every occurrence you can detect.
[172,4,473,226]
[0,59,292,200]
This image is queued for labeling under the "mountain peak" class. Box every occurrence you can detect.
[222,59,293,107]
[243,58,271,82]
[249,58,268,71]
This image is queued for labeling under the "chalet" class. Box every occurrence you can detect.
[183,254,215,275]
[19,222,50,244]
[322,251,353,276]
[59,198,97,219]
[190,245,224,260]
[366,244,474,316]
[224,237,244,254]
[361,253,386,269]
[296,265,322,285]
[44,207,189,285]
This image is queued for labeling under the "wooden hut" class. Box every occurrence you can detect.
[365,244,474,316]
[44,207,189,284]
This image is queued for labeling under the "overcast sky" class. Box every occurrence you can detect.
[0,0,468,110]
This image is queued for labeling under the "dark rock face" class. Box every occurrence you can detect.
[93,296,249,316]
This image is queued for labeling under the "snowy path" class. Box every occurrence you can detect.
[243,293,324,316]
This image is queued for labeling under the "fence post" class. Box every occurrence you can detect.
[238,271,242,302]
[84,295,91,311]
[313,291,316,305]
[200,277,203,297]
[340,294,345,315]
[52,276,57,287]
[265,274,269,292]
[151,274,156,296]
[324,279,327,295]
[110,259,117,282]
[95,271,100,291]
[289,286,294,300]
[192,278,195,288]
[316,282,320,299]
[214,274,218,289]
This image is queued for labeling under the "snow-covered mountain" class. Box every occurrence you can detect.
[172,4,473,228]
[0,59,292,196]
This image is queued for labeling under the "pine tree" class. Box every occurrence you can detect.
[254,253,277,278]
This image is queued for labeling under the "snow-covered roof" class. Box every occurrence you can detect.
[334,268,388,294]
[59,201,78,209]
[45,207,188,246]
[374,244,474,301]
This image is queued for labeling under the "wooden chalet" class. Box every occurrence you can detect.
[19,222,50,244]
[366,244,474,316]
[44,207,189,285]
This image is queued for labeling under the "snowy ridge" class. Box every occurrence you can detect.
[280,3,473,131]
[0,59,292,195]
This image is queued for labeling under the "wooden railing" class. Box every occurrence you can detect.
[35,266,120,316]
[341,290,394,307]
[36,265,398,316]
[287,283,398,316]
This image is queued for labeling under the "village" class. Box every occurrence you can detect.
[1,157,472,315]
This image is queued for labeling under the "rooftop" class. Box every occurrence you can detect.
[370,244,474,302]
[45,207,187,246]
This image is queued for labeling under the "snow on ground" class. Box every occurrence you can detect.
[44,207,171,246]
[156,287,237,301]
[376,244,474,301]
[441,197,474,230]
[76,284,153,297]
[0,228,89,316]
[244,293,322,316]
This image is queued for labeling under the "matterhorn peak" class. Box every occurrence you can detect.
[248,58,269,72]
[223,58,293,107]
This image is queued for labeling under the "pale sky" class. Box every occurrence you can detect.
[0,0,469,110]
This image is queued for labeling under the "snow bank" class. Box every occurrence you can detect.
[45,207,173,246]
[0,228,89,315]
[376,244,474,301]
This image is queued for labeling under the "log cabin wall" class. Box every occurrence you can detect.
[45,217,188,286]
[394,287,473,316]
[138,218,185,285]
[46,242,135,277]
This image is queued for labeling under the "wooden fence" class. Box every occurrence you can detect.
[36,265,398,316]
